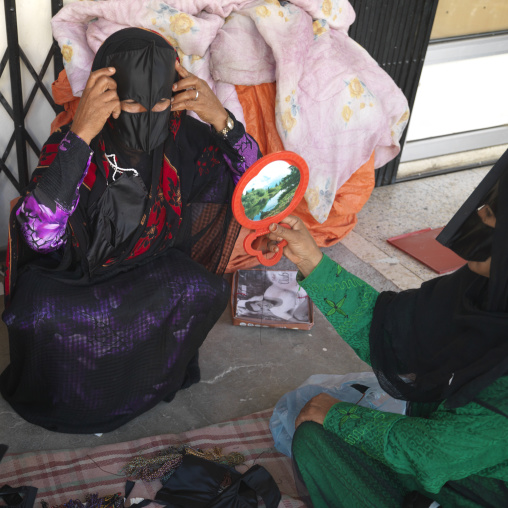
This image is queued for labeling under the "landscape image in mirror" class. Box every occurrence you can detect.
[242,161,300,221]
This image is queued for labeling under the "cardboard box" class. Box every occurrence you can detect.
[231,269,314,330]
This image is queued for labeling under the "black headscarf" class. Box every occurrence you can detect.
[91,27,177,153]
[369,149,508,409]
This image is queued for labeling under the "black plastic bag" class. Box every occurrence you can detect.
[154,454,281,508]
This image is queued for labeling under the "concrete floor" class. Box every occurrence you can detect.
[0,166,489,454]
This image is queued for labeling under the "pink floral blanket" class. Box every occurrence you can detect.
[52,0,408,222]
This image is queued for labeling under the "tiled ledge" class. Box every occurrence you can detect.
[348,166,491,290]
[341,231,424,291]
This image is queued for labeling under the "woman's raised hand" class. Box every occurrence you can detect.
[267,215,323,278]
[170,60,228,132]
[70,68,121,145]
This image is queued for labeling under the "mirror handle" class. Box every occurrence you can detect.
[243,225,290,267]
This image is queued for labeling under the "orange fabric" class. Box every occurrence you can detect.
[226,83,375,272]
[51,70,81,134]
[235,83,284,156]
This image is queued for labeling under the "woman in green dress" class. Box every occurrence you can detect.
[265,158,508,507]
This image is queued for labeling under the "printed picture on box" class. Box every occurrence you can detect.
[236,270,309,323]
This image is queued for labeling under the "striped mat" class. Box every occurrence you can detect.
[0,409,304,507]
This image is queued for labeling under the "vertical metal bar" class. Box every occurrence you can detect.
[4,0,28,189]
[381,1,422,186]
[373,0,392,70]
[391,0,415,86]
[404,0,439,97]
[363,0,407,186]
[378,0,394,67]
[347,0,360,40]
[50,0,64,23]
[362,2,375,52]
[51,0,64,80]
[397,1,425,91]
[349,0,366,43]
[386,2,438,186]
[381,1,438,185]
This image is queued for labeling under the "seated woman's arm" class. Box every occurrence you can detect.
[212,111,262,185]
[323,378,508,494]
[17,67,120,253]
[298,254,378,365]
[170,60,261,185]
[267,216,379,364]
[16,128,92,253]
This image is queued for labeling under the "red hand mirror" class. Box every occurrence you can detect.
[232,151,309,266]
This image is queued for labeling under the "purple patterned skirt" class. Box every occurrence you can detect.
[1,249,229,433]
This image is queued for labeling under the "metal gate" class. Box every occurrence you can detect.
[348,0,439,186]
[2,0,63,197]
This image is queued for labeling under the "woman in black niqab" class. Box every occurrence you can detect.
[266,151,508,507]
[370,148,508,412]
[1,28,261,433]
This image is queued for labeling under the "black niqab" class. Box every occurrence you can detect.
[91,28,177,153]
[436,150,505,262]
[370,149,508,409]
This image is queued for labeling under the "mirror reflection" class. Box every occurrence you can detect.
[241,160,300,221]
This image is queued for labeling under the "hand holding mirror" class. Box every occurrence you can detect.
[232,151,309,266]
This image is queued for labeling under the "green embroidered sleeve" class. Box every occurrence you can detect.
[298,254,379,365]
[323,401,406,462]
[324,377,508,494]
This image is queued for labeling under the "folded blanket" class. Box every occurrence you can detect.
[52,0,408,222]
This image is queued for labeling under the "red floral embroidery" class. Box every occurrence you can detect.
[31,174,43,185]
[156,228,174,254]
[84,154,109,189]
[103,256,117,266]
[84,145,183,262]
[162,156,182,216]
[83,162,98,189]
[170,111,182,140]
[38,143,59,166]
[197,145,221,177]
[102,153,109,179]
[126,152,184,259]
[127,202,167,259]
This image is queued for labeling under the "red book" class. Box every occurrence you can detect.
[387,227,466,275]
